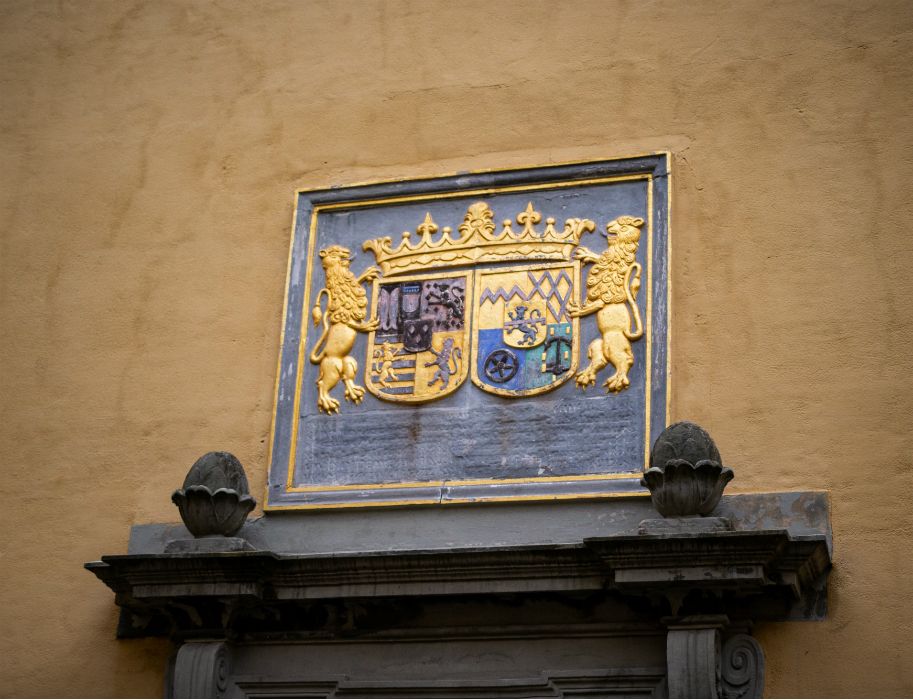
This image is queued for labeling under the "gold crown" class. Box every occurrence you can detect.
[362,201,595,276]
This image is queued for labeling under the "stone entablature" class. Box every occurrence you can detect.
[88,490,830,698]
[87,427,831,698]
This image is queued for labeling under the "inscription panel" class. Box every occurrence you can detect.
[267,156,670,508]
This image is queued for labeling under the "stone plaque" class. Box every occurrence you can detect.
[267,155,670,508]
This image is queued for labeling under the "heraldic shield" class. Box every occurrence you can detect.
[472,262,580,397]
[361,201,596,404]
[365,271,471,402]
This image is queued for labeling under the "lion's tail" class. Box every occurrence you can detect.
[308,289,330,364]
[450,346,462,376]
[624,262,644,340]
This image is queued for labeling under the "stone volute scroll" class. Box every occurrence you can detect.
[720,634,766,699]
[172,641,231,699]
[168,451,256,553]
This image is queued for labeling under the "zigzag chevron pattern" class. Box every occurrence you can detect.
[479,270,573,322]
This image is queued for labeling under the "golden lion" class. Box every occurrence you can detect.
[566,216,645,393]
[309,245,379,414]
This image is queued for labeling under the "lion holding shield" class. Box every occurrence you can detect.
[309,245,380,413]
[566,216,645,393]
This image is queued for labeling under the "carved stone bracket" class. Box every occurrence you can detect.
[172,641,231,699]
[720,634,766,699]
[666,616,724,698]
[665,617,766,699]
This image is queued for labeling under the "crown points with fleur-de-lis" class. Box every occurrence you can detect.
[362,201,595,276]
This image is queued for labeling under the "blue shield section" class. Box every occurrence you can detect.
[476,323,573,394]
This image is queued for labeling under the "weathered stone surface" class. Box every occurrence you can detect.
[650,421,722,468]
[129,491,833,556]
[586,530,829,612]
[181,451,252,493]
[171,452,256,537]
[641,461,734,517]
[172,641,231,699]
[184,626,668,698]
[666,618,724,698]
[663,617,767,699]
[87,526,830,639]
[638,516,733,535]
[164,537,255,554]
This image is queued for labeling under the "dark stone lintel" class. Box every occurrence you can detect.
[87,527,829,640]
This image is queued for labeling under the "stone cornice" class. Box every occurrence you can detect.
[86,528,829,638]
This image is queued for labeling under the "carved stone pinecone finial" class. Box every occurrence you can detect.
[641,422,734,518]
[171,452,256,537]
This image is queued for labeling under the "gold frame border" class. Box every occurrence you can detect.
[265,153,672,509]
[266,488,651,511]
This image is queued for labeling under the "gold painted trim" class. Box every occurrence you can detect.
[288,471,643,494]
[443,491,648,505]
[266,498,446,510]
[268,489,651,511]
[268,153,671,511]
[289,479,447,493]
[284,173,653,491]
[438,472,643,487]
[643,178,654,469]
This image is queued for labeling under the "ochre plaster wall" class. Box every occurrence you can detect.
[2,0,912,696]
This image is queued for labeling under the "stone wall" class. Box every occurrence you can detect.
[2,0,912,696]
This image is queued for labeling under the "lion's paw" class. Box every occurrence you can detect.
[575,371,596,390]
[345,384,366,404]
[603,374,630,393]
[317,394,340,414]
[573,246,596,262]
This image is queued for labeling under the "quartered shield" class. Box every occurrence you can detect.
[366,271,471,402]
[471,261,579,397]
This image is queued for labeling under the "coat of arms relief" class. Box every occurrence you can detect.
[309,201,645,413]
